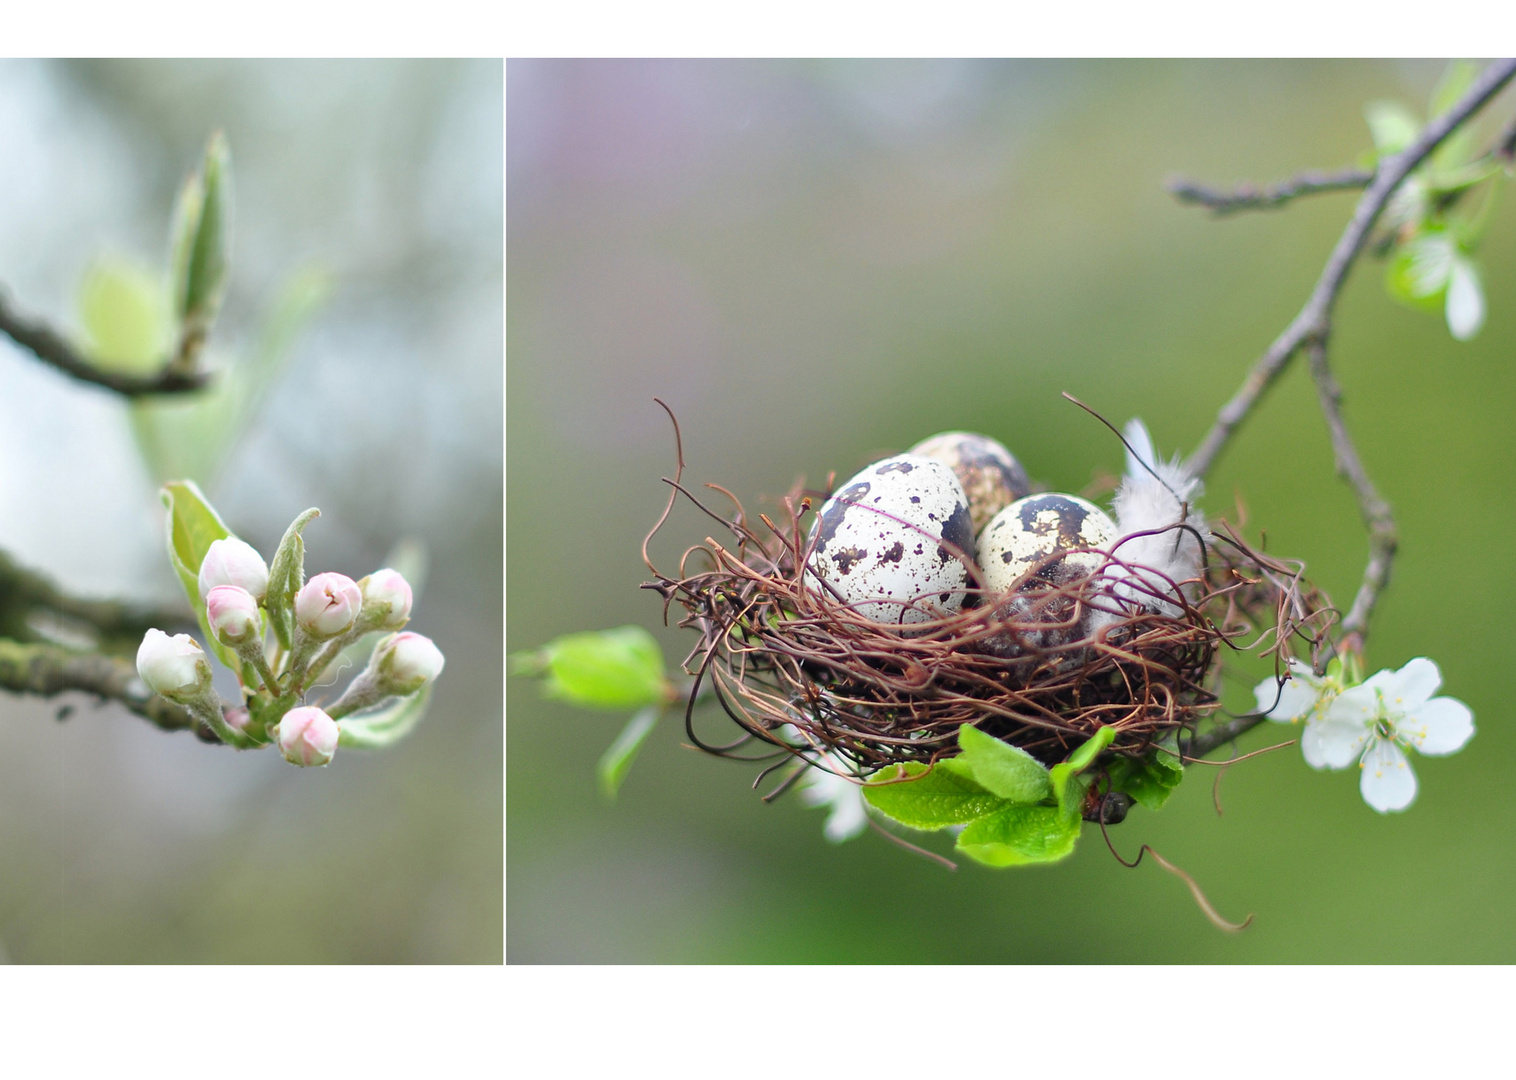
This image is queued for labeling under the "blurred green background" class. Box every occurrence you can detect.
[0,60,501,963]
[508,59,1516,962]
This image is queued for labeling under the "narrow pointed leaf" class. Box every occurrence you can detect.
[597,706,661,801]
[336,684,433,749]
[265,508,320,650]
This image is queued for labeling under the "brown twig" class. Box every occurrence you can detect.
[1186,58,1516,480]
[1307,342,1397,638]
[0,287,211,397]
[1167,167,1373,215]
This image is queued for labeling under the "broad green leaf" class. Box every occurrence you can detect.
[597,706,661,800]
[1446,255,1486,341]
[955,725,1052,804]
[955,804,1081,867]
[265,508,320,650]
[862,760,1004,830]
[131,264,334,486]
[160,480,239,672]
[1107,734,1185,811]
[1385,230,1455,310]
[1364,101,1420,158]
[336,684,433,749]
[78,256,170,376]
[527,626,670,710]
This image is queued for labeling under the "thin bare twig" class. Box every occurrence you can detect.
[0,288,210,397]
[1186,58,1516,480]
[1168,167,1373,215]
[1307,341,1397,638]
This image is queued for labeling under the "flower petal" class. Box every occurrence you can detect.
[1360,738,1418,813]
[800,763,869,843]
[1379,657,1442,711]
[1255,673,1323,723]
[1401,696,1475,756]
[1301,712,1371,770]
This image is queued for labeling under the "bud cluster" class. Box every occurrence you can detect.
[136,507,443,767]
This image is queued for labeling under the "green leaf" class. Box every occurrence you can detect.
[174,132,233,325]
[862,760,1004,830]
[955,725,1052,803]
[265,508,320,650]
[160,480,239,673]
[336,684,433,750]
[597,706,661,801]
[1385,229,1455,310]
[522,626,670,711]
[955,804,1081,867]
[1107,733,1185,811]
[1446,255,1486,341]
[1365,101,1420,158]
[78,256,170,376]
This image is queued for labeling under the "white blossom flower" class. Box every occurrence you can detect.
[1257,657,1474,813]
[799,760,870,843]
[1254,658,1346,726]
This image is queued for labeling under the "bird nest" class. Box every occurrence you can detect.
[643,430,1335,776]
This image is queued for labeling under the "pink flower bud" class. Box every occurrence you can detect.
[276,705,340,767]
[206,584,260,645]
[295,572,363,639]
[198,537,270,603]
[136,628,213,703]
[224,705,252,734]
[377,631,445,696]
[358,568,413,631]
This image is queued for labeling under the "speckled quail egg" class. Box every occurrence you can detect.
[908,431,1033,534]
[979,493,1117,594]
[805,454,976,626]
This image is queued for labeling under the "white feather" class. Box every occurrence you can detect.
[1096,419,1208,624]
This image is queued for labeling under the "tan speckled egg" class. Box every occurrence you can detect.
[908,431,1033,534]
[979,493,1117,594]
[805,454,976,626]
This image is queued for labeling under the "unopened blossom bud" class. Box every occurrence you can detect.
[136,628,213,703]
[206,585,260,646]
[357,568,413,632]
[377,631,445,696]
[198,537,269,603]
[224,705,252,734]
[276,705,340,767]
[295,572,362,639]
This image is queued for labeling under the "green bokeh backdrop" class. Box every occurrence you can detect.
[507,59,1516,962]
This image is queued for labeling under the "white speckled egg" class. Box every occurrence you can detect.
[979,493,1117,594]
[805,454,976,625]
[909,431,1033,533]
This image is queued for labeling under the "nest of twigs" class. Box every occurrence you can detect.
[643,423,1335,777]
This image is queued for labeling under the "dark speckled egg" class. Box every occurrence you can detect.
[908,431,1033,534]
[805,454,975,626]
[978,493,1117,594]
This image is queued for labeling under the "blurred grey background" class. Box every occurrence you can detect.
[509,59,1516,963]
[0,59,501,963]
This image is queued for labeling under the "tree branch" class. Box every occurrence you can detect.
[0,549,190,651]
[1186,58,1516,480]
[0,637,222,742]
[1167,167,1373,215]
[0,287,211,397]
